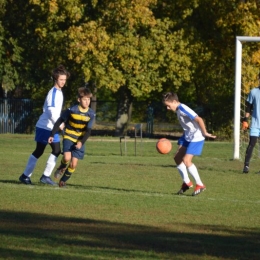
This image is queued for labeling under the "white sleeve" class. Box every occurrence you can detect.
[47,106,61,124]
[45,88,63,124]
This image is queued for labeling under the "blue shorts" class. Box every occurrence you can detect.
[63,138,85,160]
[35,127,60,145]
[250,127,260,137]
[178,135,185,146]
[177,136,204,156]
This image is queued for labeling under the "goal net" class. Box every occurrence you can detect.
[234,36,260,160]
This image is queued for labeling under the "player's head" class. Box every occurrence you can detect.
[78,87,92,98]
[162,92,179,102]
[162,92,179,111]
[77,87,92,109]
[52,65,70,89]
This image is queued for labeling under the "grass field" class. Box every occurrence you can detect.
[0,134,259,260]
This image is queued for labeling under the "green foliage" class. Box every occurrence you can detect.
[1,0,260,133]
[0,1,24,93]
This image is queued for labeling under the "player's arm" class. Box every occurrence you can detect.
[194,116,216,139]
[48,109,70,143]
[48,117,64,143]
[75,128,92,149]
[48,106,61,124]
[75,113,95,148]
[50,117,64,137]
[245,101,253,118]
[80,128,92,145]
[45,90,63,124]
[50,109,70,136]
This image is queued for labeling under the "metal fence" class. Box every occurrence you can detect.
[0,98,181,135]
[0,99,34,133]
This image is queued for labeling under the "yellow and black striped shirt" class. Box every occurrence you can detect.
[62,105,95,143]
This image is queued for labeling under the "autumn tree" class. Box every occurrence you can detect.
[2,0,260,137]
[154,0,260,135]
[66,0,193,135]
[0,0,24,97]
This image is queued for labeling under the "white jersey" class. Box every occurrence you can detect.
[36,87,63,131]
[176,103,205,142]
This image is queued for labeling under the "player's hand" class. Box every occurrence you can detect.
[241,117,249,130]
[75,142,82,150]
[48,137,54,143]
[59,122,65,131]
[242,121,249,130]
[204,132,217,139]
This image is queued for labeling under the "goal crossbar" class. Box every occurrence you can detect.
[234,36,260,159]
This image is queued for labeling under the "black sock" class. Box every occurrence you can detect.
[60,170,72,183]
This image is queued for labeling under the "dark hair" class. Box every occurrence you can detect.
[78,87,92,98]
[162,92,179,103]
[52,65,70,81]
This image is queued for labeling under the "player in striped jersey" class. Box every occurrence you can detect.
[48,87,95,187]
[19,65,70,185]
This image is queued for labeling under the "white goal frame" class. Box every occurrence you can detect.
[234,36,260,159]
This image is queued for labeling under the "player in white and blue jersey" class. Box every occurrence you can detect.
[162,92,216,196]
[48,87,95,187]
[19,65,70,185]
[241,73,260,173]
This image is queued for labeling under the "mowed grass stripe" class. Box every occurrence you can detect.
[1,181,260,206]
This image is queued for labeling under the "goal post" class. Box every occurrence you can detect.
[234,36,260,160]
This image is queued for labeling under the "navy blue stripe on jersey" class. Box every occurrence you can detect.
[179,105,196,120]
[62,105,95,143]
[47,87,57,108]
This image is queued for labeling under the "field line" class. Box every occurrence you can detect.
[1,183,260,205]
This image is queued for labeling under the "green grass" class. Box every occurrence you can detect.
[0,134,259,260]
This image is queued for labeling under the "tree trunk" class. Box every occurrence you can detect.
[90,86,97,126]
[114,86,133,137]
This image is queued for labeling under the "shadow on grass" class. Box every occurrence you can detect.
[90,161,176,168]
[0,210,259,259]
[0,180,180,197]
[68,183,176,196]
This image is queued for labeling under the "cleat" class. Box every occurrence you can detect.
[54,165,67,179]
[192,185,206,196]
[59,180,66,188]
[40,175,57,186]
[19,174,32,185]
[177,181,193,195]
[243,166,249,174]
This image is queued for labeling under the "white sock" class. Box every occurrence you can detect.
[177,162,190,184]
[43,154,58,177]
[187,164,203,186]
[23,155,38,177]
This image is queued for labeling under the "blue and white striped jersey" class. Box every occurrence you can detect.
[36,87,63,131]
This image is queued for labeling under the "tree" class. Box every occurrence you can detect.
[2,0,260,137]
[153,0,260,135]
[0,0,23,97]
[66,0,193,135]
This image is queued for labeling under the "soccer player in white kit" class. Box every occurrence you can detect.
[19,65,70,185]
[162,92,216,196]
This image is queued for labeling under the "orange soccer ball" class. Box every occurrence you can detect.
[156,138,172,154]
